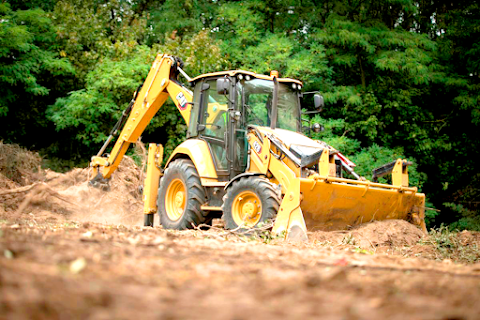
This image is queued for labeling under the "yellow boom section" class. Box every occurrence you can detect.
[91,54,193,179]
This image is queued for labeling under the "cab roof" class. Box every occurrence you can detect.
[189,70,303,85]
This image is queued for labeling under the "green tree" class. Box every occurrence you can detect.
[0,3,74,147]
[52,0,149,79]
[419,0,480,227]
[48,46,154,147]
[48,31,227,161]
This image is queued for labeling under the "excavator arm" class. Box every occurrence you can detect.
[90,54,193,181]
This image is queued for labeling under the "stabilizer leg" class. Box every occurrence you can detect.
[143,143,163,225]
[144,213,154,227]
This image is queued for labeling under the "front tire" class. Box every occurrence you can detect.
[157,159,207,230]
[222,176,281,230]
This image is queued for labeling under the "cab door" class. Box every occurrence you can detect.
[194,79,230,179]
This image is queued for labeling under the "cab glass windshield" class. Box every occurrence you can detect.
[237,78,300,131]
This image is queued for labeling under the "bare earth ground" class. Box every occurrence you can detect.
[1,143,480,319]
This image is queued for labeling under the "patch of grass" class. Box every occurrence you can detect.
[249,229,285,244]
[341,234,356,245]
[352,247,374,255]
[421,225,480,264]
[63,222,79,228]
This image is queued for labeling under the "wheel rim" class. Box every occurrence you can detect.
[165,179,186,221]
[232,191,262,227]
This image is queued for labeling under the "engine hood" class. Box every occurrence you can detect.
[255,127,326,167]
[256,127,321,149]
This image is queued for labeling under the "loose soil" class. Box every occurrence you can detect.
[1,143,479,319]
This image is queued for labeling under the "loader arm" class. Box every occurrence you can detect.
[90,54,193,180]
[244,126,426,240]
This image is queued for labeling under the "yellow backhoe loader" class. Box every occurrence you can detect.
[90,53,426,240]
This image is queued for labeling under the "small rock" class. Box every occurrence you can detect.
[70,258,87,274]
[82,231,93,238]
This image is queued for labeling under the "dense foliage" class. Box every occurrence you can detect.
[1,0,479,229]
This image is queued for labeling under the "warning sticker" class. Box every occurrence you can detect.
[176,92,188,110]
[253,141,262,154]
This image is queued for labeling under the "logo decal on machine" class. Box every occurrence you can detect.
[176,92,188,110]
[253,141,262,154]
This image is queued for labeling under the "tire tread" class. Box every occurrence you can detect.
[157,159,207,230]
[222,176,281,230]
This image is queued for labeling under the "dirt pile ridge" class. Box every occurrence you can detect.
[0,143,144,226]
[52,157,144,225]
[351,219,425,248]
[0,141,43,186]
[308,220,425,249]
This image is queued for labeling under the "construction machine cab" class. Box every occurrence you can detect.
[186,71,307,179]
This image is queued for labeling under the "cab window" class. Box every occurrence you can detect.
[201,80,229,139]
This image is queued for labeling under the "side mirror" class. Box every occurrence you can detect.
[216,78,230,95]
[314,94,324,112]
[201,83,210,92]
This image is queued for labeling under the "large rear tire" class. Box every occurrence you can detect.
[222,176,281,230]
[157,159,207,230]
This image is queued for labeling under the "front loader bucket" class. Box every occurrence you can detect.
[299,176,426,233]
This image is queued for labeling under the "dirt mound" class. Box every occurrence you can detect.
[0,142,145,226]
[53,158,144,225]
[0,175,21,214]
[73,156,143,225]
[0,141,42,186]
[457,230,480,247]
[24,157,143,226]
[0,173,19,190]
[309,220,425,249]
[350,220,425,248]
[0,142,44,215]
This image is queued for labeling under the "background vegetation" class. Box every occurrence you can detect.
[1,0,479,230]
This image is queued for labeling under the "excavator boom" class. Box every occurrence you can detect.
[90,54,193,180]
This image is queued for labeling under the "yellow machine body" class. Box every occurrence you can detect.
[244,126,426,238]
[300,177,426,231]
[165,139,219,181]
[90,53,427,240]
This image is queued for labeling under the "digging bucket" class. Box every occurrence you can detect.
[299,176,426,233]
